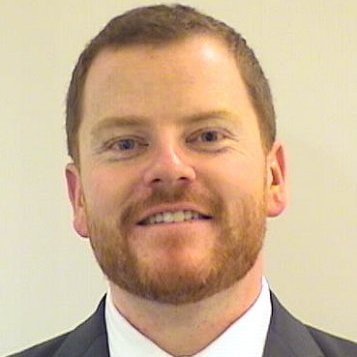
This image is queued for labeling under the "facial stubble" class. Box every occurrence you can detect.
[86,184,266,305]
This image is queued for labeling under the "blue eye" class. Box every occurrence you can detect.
[105,137,148,159]
[186,128,230,153]
[116,138,136,151]
[200,131,219,142]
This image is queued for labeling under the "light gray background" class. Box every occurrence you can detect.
[1,0,356,355]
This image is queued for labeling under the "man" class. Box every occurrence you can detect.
[11,4,356,357]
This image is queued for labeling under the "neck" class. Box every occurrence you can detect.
[109,255,263,356]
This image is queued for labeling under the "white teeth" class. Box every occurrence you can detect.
[156,213,163,223]
[143,210,206,225]
[173,211,185,222]
[163,212,174,223]
[184,211,192,220]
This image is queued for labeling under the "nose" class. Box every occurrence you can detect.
[143,141,196,188]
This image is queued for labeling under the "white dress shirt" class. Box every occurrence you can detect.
[105,278,272,357]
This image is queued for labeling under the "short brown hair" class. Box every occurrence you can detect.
[66,4,276,162]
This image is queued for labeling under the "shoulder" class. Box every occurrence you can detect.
[266,292,356,356]
[7,297,108,357]
[307,325,357,356]
[8,333,70,357]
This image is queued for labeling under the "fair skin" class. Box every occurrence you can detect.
[66,35,286,355]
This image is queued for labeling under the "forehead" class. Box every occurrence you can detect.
[81,35,256,130]
[85,36,236,90]
[89,34,234,71]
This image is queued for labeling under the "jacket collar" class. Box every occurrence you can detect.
[52,292,324,357]
[54,297,109,357]
[263,292,324,357]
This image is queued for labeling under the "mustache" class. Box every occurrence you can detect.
[120,185,223,226]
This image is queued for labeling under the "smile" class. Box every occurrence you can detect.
[138,210,211,226]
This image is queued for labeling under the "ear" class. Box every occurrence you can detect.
[65,163,89,238]
[266,141,287,217]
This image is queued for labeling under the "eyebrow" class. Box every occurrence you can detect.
[90,110,239,137]
[91,115,149,135]
[180,110,239,126]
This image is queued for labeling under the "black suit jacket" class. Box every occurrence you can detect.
[9,293,357,356]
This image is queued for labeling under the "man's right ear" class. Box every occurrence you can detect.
[65,164,89,238]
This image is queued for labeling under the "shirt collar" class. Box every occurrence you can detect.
[105,277,271,357]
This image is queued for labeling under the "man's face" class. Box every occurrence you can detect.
[66,35,286,304]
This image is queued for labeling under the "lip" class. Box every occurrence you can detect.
[136,203,212,225]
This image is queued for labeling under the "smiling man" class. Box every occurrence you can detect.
[11,4,356,357]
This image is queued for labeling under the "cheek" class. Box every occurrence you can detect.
[207,156,265,198]
[82,167,133,213]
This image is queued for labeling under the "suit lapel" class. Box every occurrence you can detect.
[263,292,324,357]
[76,334,109,357]
[50,292,328,356]
[54,297,110,357]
